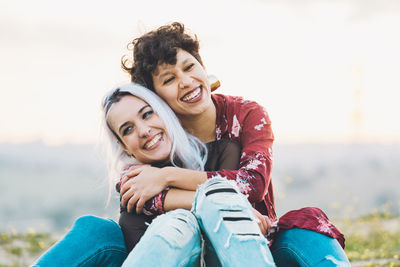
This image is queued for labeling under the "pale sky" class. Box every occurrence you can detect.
[1,0,400,145]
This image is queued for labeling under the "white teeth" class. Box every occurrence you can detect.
[182,87,201,101]
[145,133,162,149]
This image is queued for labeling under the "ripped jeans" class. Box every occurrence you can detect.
[33,177,350,266]
[122,177,276,267]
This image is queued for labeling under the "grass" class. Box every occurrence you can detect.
[335,211,400,267]
[0,213,399,267]
[0,229,56,267]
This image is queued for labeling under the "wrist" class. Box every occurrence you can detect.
[163,166,175,187]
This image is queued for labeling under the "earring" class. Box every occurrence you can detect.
[208,74,220,92]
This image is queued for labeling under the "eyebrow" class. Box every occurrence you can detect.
[158,58,193,78]
[118,104,151,134]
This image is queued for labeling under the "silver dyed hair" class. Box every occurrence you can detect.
[101,83,208,199]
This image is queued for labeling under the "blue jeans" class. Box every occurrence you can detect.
[123,177,275,267]
[32,215,127,267]
[270,228,350,266]
[33,179,350,266]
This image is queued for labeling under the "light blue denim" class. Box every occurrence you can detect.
[32,179,350,267]
[122,177,276,267]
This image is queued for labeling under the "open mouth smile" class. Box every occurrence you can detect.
[144,133,163,150]
[180,86,202,103]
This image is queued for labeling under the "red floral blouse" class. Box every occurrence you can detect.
[208,93,276,219]
[120,93,345,248]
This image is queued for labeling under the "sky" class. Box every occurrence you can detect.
[1,0,400,145]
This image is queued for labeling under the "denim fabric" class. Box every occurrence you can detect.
[270,228,350,267]
[32,215,127,267]
[33,180,349,267]
[122,209,202,267]
[122,177,276,267]
[193,177,276,267]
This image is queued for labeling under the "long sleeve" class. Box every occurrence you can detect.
[207,96,274,207]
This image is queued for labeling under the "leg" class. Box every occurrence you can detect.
[122,209,202,267]
[119,211,155,252]
[270,228,350,267]
[192,177,276,267]
[32,215,127,267]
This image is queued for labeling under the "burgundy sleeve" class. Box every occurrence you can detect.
[206,101,274,204]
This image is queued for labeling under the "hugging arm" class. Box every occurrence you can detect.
[125,101,274,217]
[120,139,242,215]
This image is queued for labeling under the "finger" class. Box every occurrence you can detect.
[120,180,135,196]
[127,193,140,213]
[263,216,272,232]
[260,217,269,234]
[127,163,150,171]
[125,166,145,178]
[256,218,266,235]
[136,197,146,214]
[120,175,130,189]
[121,188,135,208]
[120,169,139,188]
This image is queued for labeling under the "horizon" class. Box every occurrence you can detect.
[1,0,400,145]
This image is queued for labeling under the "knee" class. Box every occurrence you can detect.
[271,229,350,267]
[74,215,118,231]
[193,177,250,213]
[146,209,200,248]
[73,215,124,244]
[155,209,199,232]
[201,176,239,194]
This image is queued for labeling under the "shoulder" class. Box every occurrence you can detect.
[212,93,270,123]
[212,93,265,111]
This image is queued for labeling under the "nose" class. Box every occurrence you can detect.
[179,73,193,89]
[138,123,151,138]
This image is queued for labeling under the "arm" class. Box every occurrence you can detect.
[163,139,241,212]
[122,102,273,212]
[121,139,242,214]
[207,101,274,204]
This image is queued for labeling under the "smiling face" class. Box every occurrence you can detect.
[106,95,172,164]
[152,49,214,118]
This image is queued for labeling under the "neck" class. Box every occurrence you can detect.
[178,104,216,143]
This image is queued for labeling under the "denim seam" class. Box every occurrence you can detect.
[272,245,311,267]
[77,246,128,267]
[176,247,202,267]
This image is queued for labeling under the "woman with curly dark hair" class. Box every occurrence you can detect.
[33,22,350,267]
[118,22,349,267]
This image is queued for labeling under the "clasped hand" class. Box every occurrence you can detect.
[120,165,168,214]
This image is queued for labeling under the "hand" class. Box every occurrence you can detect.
[120,166,168,214]
[252,208,271,235]
[120,164,149,189]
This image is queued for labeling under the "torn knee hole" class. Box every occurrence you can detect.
[223,216,252,221]
[205,188,237,196]
[177,217,187,223]
[236,233,260,236]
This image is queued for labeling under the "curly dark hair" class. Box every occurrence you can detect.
[121,22,203,91]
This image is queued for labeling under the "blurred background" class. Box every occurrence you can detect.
[1,0,399,235]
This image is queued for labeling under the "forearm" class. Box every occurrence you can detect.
[164,167,208,190]
[163,188,196,211]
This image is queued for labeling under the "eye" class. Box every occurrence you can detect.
[184,63,194,71]
[163,76,175,85]
[142,110,154,120]
[122,126,134,136]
